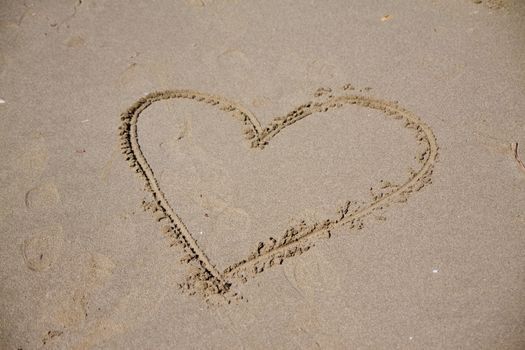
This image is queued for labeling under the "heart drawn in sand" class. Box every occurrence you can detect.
[119,87,438,300]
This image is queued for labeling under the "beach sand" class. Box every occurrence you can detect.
[1,0,524,348]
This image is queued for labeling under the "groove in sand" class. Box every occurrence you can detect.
[119,88,438,299]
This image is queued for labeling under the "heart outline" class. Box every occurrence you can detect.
[119,89,438,298]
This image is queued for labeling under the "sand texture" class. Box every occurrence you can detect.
[1,0,524,349]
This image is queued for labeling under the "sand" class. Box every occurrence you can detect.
[1,0,524,349]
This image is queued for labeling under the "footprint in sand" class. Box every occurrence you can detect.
[213,206,252,239]
[251,96,272,108]
[86,253,116,286]
[21,224,64,272]
[25,182,60,210]
[306,59,338,82]
[216,48,251,82]
[64,35,85,48]
[22,182,62,271]
[283,245,342,300]
[57,254,116,324]
[44,253,117,341]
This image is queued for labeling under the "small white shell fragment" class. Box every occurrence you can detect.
[432,268,439,273]
[0,98,5,104]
